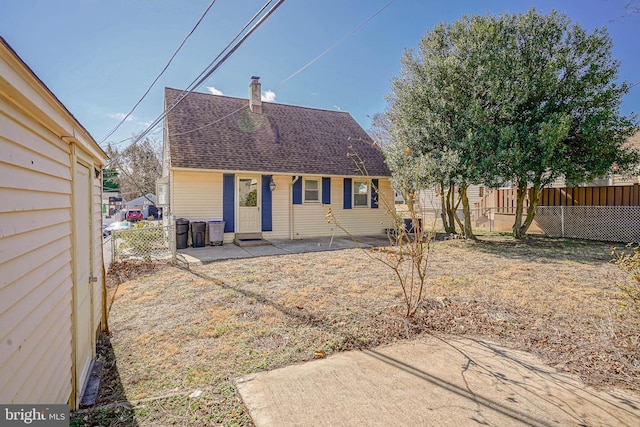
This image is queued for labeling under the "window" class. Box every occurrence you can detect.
[239,178,258,207]
[304,178,319,203]
[353,180,369,207]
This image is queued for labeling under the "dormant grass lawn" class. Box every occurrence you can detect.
[72,235,639,426]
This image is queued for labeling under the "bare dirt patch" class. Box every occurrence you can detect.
[76,235,639,426]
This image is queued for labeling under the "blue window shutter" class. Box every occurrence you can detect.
[292,177,302,205]
[322,177,331,204]
[261,175,273,231]
[343,178,352,209]
[223,174,235,232]
[371,179,379,209]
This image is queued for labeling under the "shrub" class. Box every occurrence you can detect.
[612,244,640,319]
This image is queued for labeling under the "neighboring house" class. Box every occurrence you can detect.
[160,77,393,242]
[125,193,156,218]
[0,38,107,409]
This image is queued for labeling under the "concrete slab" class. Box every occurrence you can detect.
[178,236,391,265]
[236,335,640,427]
[179,244,252,264]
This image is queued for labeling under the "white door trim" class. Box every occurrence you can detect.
[236,175,261,233]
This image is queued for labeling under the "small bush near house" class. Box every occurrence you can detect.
[613,244,640,319]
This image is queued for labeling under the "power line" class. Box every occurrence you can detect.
[106,0,282,153]
[272,0,397,90]
[167,0,398,139]
[99,0,218,145]
[104,0,285,199]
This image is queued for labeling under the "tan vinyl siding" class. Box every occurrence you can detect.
[417,184,485,212]
[1,39,107,408]
[292,178,394,238]
[0,250,72,403]
[264,175,290,239]
[92,173,103,330]
[171,170,222,220]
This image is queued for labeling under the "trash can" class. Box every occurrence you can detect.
[176,218,189,249]
[403,218,422,233]
[208,220,225,246]
[191,221,207,248]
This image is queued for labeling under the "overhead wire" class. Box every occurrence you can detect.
[104,0,280,161]
[272,0,397,90]
[105,0,281,152]
[170,0,398,138]
[104,0,285,196]
[99,0,218,145]
[105,0,400,194]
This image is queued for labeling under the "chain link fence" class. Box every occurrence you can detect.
[469,206,640,243]
[533,206,640,243]
[110,222,176,263]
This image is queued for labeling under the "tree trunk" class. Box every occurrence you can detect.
[512,182,543,239]
[512,183,529,239]
[440,181,455,233]
[460,186,476,240]
[520,184,541,236]
[446,184,457,234]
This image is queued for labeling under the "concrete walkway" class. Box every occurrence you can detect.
[236,335,640,427]
[178,235,390,264]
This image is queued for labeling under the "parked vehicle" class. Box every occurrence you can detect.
[125,209,143,222]
[104,221,131,237]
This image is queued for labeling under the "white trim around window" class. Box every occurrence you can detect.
[353,179,369,208]
[303,177,320,203]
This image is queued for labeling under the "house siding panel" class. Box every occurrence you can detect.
[0,257,72,403]
[91,174,104,332]
[1,38,106,409]
[263,175,290,239]
[172,170,222,220]
[6,286,70,403]
[292,178,393,238]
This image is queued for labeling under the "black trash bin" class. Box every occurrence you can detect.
[403,218,422,233]
[176,218,190,249]
[191,221,207,248]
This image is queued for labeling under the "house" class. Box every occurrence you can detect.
[0,37,107,409]
[160,78,393,242]
[125,193,157,218]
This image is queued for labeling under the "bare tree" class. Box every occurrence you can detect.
[105,136,161,202]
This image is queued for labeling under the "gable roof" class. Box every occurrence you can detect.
[164,87,390,177]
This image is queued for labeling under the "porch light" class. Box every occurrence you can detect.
[269,177,276,192]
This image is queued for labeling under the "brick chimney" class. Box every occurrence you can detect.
[249,76,262,113]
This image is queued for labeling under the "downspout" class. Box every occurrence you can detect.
[290,176,300,240]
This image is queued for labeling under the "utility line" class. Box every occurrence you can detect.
[170,0,397,138]
[272,0,397,90]
[99,0,218,145]
[106,0,282,153]
[105,0,281,166]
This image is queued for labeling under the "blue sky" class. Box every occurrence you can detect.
[1,0,638,148]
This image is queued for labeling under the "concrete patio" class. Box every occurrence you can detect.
[177,235,391,264]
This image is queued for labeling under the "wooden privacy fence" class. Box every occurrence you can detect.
[537,184,640,207]
[474,184,640,212]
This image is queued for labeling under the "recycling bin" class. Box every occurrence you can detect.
[208,220,225,246]
[191,221,206,248]
[176,218,189,249]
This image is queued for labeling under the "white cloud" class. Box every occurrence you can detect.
[261,90,276,102]
[333,105,342,111]
[206,86,224,96]
[109,112,134,121]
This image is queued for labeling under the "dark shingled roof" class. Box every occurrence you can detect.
[165,87,390,177]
